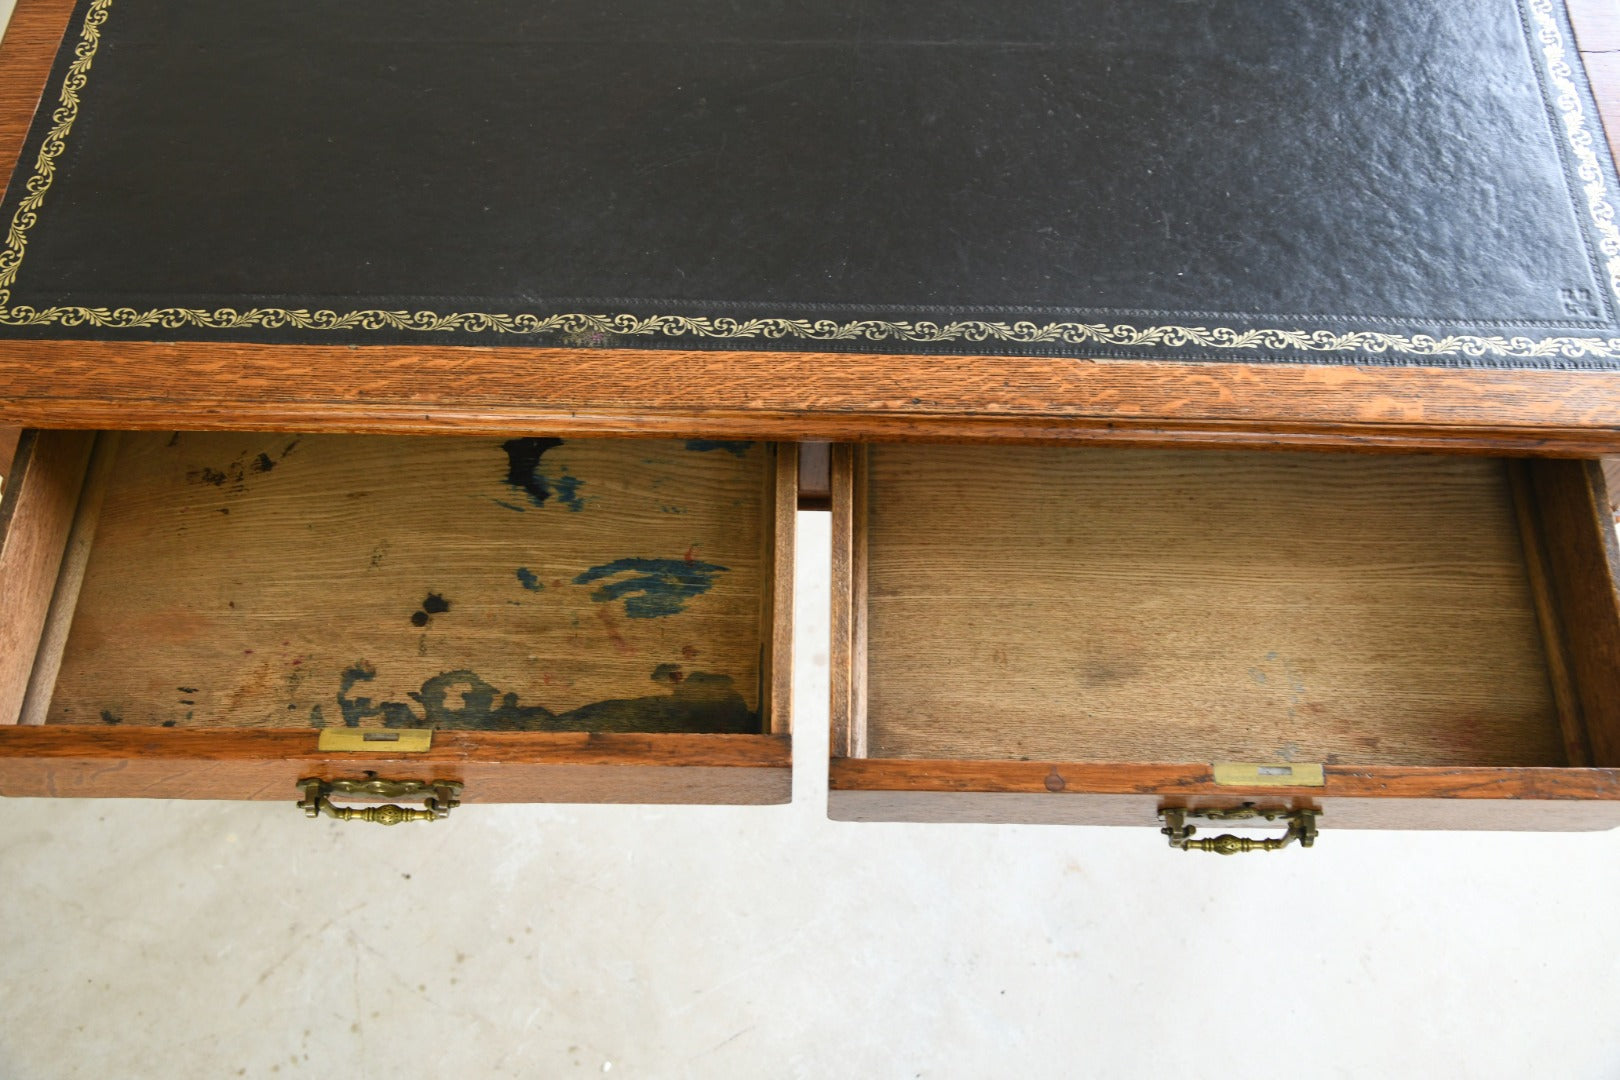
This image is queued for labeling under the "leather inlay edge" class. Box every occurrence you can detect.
[0,0,102,312]
[1530,0,1620,311]
[2,0,1620,363]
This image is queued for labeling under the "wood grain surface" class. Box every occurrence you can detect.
[1507,460,1592,765]
[827,759,1620,830]
[42,433,780,733]
[0,427,19,481]
[0,0,1617,446]
[855,445,1565,768]
[1569,0,1620,54]
[1524,459,1620,766]
[0,430,92,726]
[16,430,119,725]
[764,442,797,735]
[1,343,1620,454]
[829,444,867,760]
[0,0,74,186]
[0,728,791,804]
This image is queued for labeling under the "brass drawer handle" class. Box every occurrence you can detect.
[297,778,462,824]
[1158,805,1319,854]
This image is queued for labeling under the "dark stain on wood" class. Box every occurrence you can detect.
[184,440,300,492]
[501,437,586,511]
[99,710,121,725]
[684,440,753,457]
[515,567,544,591]
[574,557,728,618]
[409,591,451,627]
[334,662,756,733]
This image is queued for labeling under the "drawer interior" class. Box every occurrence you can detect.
[15,432,785,736]
[835,444,1620,775]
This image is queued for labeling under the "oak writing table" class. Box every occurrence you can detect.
[1,0,1619,847]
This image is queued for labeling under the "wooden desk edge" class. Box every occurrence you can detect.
[1,343,1619,452]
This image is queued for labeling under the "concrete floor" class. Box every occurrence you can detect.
[2,2,1619,1073]
[1,513,1619,1078]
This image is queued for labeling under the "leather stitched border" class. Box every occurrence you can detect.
[2,0,1619,363]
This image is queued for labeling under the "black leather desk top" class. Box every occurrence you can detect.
[2,0,1619,369]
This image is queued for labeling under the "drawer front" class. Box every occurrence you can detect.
[0,431,795,807]
[830,444,1620,836]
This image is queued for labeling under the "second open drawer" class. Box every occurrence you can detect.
[830,443,1620,836]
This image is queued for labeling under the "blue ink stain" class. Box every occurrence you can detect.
[501,437,587,511]
[684,440,752,458]
[329,663,755,732]
[515,567,544,591]
[553,473,586,512]
[493,499,527,513]
[573,556,729,618]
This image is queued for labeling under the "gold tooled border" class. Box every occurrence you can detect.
[1,0,1618,362]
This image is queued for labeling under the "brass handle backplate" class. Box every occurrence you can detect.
[297,778,462,825]
[1158,804,1319,854]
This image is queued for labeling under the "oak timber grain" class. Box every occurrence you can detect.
[45,434,775,733]
[2,343,1620,454]
[0,0,75,195]
[829,758,1620,800]
[828,792,1620,831]
[855,445,1565,768]
[16,431,119,726]
[764,442,797,735]
[1586,51,1620,163]
[0,426,20,482]
[1605,458,1620,510]
[1574,0,1620,164]
[827,759,1620,830]
[829,445,867,759]
[1570,0,1620,53]
[1507,460,1591,765]
[0,430,92,726]
[1524,459,1620,766]
[0,728,791,803]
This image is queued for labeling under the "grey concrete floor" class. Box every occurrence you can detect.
[1,513,1619,1078]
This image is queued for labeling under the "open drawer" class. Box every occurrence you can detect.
[0,431,794,814]
[830,444,1620,843]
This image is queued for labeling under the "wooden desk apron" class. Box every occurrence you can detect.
[0,0,1617,449]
